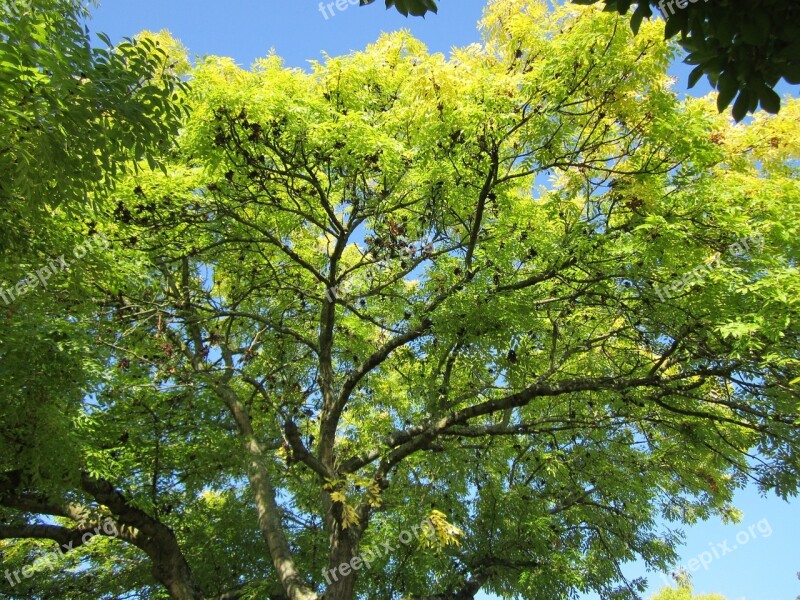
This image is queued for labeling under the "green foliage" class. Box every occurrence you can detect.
[0,0,184,501]
[0,4,190,598]
[365,0,798,121]
[571,0,798,120]
[649,583,727,600]
[0,0,188,231]
[1,2,799,600]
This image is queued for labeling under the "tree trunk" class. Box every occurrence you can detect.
[322,528,359,600]
[220,385,319,600]
[151,554,204,600]
[319,487,368,600]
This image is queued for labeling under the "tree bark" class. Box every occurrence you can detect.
[219,384,319,600]
[320,514,359,600]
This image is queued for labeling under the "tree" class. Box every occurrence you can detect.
[650,582,726,600]
[0,0,188,375]
[1,2,799,600]
[366,0,799,121]
[1,4,187,597]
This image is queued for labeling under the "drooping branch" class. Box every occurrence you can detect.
[0,524,98,550]
[80,473,204,600]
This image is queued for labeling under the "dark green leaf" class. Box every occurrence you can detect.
[687,65,704,89]
[757,85,780,114]
[782,63,800,85]
[664,12,687,39]
[716,71,738,111]
[630,10,644,35]
[731,90,751,122]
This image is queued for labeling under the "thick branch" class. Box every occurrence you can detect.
[344,369,739,474]
[80,473,203,600]
[216,383,318,600]
[0,524,92,550]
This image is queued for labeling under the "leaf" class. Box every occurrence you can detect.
[741,11,770,46]
[757,84,781,114]
[731,90,751,122]
[784,63,800,85]
[630,10,644,35]
[420,510,464,550]
[716,71,738,111]
[417,0,438,14]
[687,65,704,88]
[391,0,409,16]
[617,0,633,14]
[664,12,687,39]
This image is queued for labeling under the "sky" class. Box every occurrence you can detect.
[87,2,799,599]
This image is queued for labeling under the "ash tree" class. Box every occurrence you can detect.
[1,2,799,600]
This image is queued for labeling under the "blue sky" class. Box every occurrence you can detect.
[88,1,799,599]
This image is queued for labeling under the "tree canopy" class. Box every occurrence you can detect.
[367,0,799,121]
[0,0,187,217]
[0,0,187,408]
[1,1,799,600]
[650,583,726,600]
